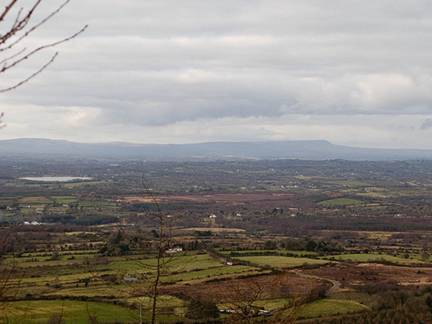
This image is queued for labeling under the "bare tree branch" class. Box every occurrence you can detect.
[0,51,56,93]
[0,0,87,127]
[0,0,73,52]
[0,0,19,23]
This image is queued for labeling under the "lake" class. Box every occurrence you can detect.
[20,176,93,182]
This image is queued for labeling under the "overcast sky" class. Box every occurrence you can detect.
[1,0,432,148]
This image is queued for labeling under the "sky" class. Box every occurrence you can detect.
[1,0,432,148]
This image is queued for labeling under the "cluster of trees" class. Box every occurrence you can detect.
[41,213,118,226]
[99,230,136,256]
[260,238,343,253]
[185,299,220,322]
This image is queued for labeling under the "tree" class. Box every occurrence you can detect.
[0,228,19,319]
[129,172,176,324]
[186,298,220,321]
[99,230,132,256]
[146,200,174,324]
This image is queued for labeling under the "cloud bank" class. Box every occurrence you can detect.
[1,0,432,148]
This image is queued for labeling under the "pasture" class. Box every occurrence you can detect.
[234,256,328,268]
[318,198,364,207]
[325,253,426,265]
[296,298,369,319]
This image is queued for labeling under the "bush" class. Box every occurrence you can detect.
[186,299,220,321]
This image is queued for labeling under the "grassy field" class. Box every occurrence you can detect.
[235,256,328,268]
[318,198,364,207]
[52,196,78,204]
[324,253,425,265]
[218,298,292,313]
[163,265,260,283]
[220,250,318,257]
[5,253,98,268]
[325,179,371,188]
[5,253,260,300]
[18,196,52,205]
[296,298,369,319]
[107,253,223,272]
[254,298,292,311]
[1,300,137,324]
[63,181,106,189]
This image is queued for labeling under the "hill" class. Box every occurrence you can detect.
[1,138,432,161]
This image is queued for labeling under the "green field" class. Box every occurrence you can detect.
[1,300,137,324]
[296,298,369,319]
[219,297,292,312]
[5,253,98,268]
[220,250,318,257]
[18,196,52,205]
[4,253,260,299]
[235,256,328,268]
[327,179,371,187]
[325,253,425,265]
[163,265,260,283]
[318,198,364,207]
[64,181,106,189]
[52,196,78,204]
[254,298,292,311]
[107,253,222,272]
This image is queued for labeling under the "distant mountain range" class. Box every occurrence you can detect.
[1,138,432,161]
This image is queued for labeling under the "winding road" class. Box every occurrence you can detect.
[291,269,342,295]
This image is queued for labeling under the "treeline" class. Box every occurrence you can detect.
[225,238,344,255]
[41,214,118,226]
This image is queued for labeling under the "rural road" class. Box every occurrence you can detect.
[291,269,342,295]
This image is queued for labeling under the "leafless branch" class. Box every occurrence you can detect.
[0,0,87,94]
[139,167,176,324]
[0,51,57,93]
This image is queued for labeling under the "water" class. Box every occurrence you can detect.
[20,176,93,182]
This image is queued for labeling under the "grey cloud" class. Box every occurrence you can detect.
[421,119,432,130]
[2,0,432,147]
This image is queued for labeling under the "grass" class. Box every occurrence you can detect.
[162,265,259,283]
[46,285,132,298]
[296,298,369,319]
[127,295,185,309]
[51,196,77,204]
[107,253,222,273]
[23,250,98,257]
[324,253,424,265]
[235,256,328,268]
[318,198,364,207]
[2,300,137,324]
[64,181,105,189]
[11,271,101,286]
[220,250,318,257]
[218,298,292,313]
[363,231,394,240]
[254,298,292,311]
[7,253,243,293]
[5,253,97,268]
[18,196,52,205]
[325,180,370,188]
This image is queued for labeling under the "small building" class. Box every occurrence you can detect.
[166,247,183,254]
[24,221,41,226]
[123,275,138,283]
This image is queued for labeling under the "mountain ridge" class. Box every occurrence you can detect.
[1,138,432,161]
